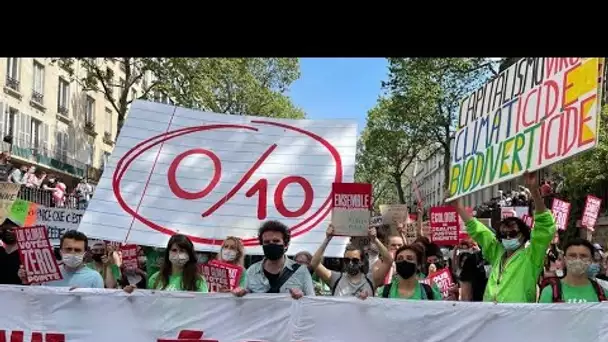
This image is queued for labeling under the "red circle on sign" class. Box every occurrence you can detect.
[167,148,222,200]
[112,121,343,247]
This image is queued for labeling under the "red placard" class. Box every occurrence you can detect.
[581,195,602,231]
[120,244,138,270]
[208,260,243,290]
[331,183,372,236]
[429,206,459,246]
[551,198,571,231]
[201,263,230,292]
[522,214,534,228]
[424,268,454,299]
[15,225,62,284]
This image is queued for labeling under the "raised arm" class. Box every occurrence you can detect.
[370,226,393,287]
[448,197,502,264]
[310,225,334,285]
[525,172,556,269]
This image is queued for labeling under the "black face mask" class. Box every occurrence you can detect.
[262,243,285,261]
[0,230,16,245]
[395,260,417,279]
[92,254,104,262]
[344,263,361,276]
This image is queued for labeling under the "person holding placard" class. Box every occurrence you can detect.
[310,224,392,298]
[449,172,556,303]
[142,234,208,293]
[0,218,23,285]
[215,236,247,289]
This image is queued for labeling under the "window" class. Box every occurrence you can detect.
[6,58,19,81]
[33,61,45,96]
[57,78,70,114]
[31,119,41,149]
[101,151,111,170]
[55,130,69,161]
[85,96,95,123]
[104,107,112,135]
[105,68,114,97]
[6,108,17,138]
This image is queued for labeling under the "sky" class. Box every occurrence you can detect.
[289,58,388,132]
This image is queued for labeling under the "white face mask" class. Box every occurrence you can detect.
[221,249,237,262]
[169,252,189,267]
[62,253,84,269]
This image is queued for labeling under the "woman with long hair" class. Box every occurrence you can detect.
[215,236,247,289]
[147,234,208,292]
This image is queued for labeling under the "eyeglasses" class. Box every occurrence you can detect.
[502,230,521,239]
[344,258,360,264]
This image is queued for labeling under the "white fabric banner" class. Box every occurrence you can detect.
[1,286,607,342]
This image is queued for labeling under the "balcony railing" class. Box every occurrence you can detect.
[17,186,81,209]
[57,105,69,116]
[5,77,20,91]
[31,91,44,104]
[10,137,87,178]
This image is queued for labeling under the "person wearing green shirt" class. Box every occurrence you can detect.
[88,240,121,288]
[539,238,608,303]
[146,234,208,292]
[449,172,556,303]
[142,246,164,276]
[214,236,247,290]
[378,243,441,300]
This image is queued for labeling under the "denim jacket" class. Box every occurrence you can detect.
[246,256,315,296]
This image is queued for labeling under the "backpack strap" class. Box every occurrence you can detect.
[331,274,343,296]
[421,283,434,300]
[549,278,563,303]
[590,279,606,302]
[365,276,375,297]
[267,263,300,293]
[382,283,392,298]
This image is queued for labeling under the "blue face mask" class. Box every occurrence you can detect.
[502,238,521,251]
[587,263,601,278]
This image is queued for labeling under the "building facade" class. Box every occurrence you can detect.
[0,57,171,187]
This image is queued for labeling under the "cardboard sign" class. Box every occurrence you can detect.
[209,259,243,290]
[331,183,372,236]
[501,206,529,220]
[201,262,230,292]
[429,206,459,246]
[425,268,454,299]
[551,198,571,231]
[379,204,409,227]
[449,58,601,201]
[77,100,357,257]
[120,244,139,270]
[0,182,21,224]
[15,225,62,284]
[581,195,602,230]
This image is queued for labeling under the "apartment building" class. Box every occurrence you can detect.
[0,57,171,187]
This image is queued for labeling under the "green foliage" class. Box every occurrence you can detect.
[146,58,305,119]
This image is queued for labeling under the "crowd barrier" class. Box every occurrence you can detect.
[0,285,606,342]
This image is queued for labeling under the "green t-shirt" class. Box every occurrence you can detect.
[87,262,121,285]
[375,272,442,297]
[378,279,443,300]
[143,247,164,276]
[238,269,247,289]
[539,280,608,303]
[148,272,208,292]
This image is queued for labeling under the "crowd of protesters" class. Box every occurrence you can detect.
[0,171,606,304]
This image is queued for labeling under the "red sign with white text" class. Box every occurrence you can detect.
[120,244,138,270]
[15,225,62,284]
[331,183,372,236]
[429,206,459,246]
[209,260,243,290]
[425,268,454,299]
[201,263,229,292]
[551,198,571,231]
[581,195,602,231]
[522,214,534,228]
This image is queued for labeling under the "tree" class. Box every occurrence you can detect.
[355,134,399,209]
[382,58,497,190]
[147,58,305,119]
[357,97,426,205]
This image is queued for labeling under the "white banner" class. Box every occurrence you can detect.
[0,286,607,342]
[36,207,84,246]
[79,101,358,257]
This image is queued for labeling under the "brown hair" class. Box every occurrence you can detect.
[219,236,245,267]
[395,243,426,268]
[155,234,201,291]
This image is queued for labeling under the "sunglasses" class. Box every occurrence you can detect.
[502,230,521,239]
[344,257,361,264]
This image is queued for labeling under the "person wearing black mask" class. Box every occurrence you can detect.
[379,243,441,300]
[232,220,314,299]
[0,218,23,285]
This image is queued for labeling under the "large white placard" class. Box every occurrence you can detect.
[0,286,606,342]
[78,101,357,257]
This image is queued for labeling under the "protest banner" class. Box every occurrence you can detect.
[551,198,571,231]
[15,225,62,284]
[331,183,371,236]
[449,58,602,200]
[0,286,605,342]
[522,214,535,228]
[120,244,138,270]
[201,262,230,292]
[208,259,242,290]
[581,195,602,231]
[0,182,21,223]
[429,206,459,246]
[425,268,454,299]
[77,101,357,257]
[9,202,85,246]
[500,206,529,219]
[379,204,408,235]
